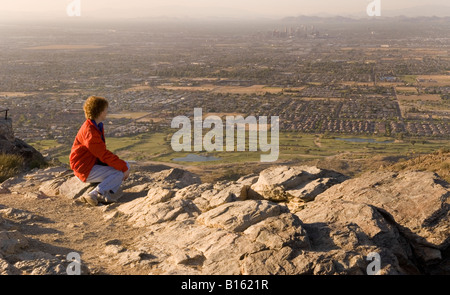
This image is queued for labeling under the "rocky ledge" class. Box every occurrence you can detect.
[0,164,448,275]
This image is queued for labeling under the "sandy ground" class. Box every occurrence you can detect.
[0,191,149,275]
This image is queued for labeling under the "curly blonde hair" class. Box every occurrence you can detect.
[83,96,109,120]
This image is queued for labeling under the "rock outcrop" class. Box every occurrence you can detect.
[0,118,46,167]
[0,118,14,142]
[249,165,348,212]
[0,164,448,275]
[305,170,450,274]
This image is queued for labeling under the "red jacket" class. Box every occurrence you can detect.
[70,120,128,182]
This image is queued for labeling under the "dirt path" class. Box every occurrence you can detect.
[0,191,148,274]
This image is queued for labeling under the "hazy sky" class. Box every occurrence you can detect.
[1,0,449,20]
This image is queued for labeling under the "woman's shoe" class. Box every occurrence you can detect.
[98,188,123,204]
[81,191,99,206]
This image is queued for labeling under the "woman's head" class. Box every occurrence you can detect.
[83,96,109,122]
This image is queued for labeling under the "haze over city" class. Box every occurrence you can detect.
[1,0,450,21]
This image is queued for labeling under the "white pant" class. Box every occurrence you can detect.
[85,162,129,195]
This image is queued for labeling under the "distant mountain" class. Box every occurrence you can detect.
[281,15,357,23]
[282,5,450,22]
[281,14,450,24]
[381,5,450,17]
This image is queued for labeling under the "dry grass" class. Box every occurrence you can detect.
[397,94,442,101]
[395,87,418,94]
[0,154,24,183]
[416,75,450,86]
[384,148,450,183]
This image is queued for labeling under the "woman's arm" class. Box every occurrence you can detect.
[84,130,128,172]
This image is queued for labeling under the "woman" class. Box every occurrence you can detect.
[70,96,130,206]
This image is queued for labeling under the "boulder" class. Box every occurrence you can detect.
[314,170,449,267]
[0,137,45,167]
[0,230,29,255]
[240,247,301,275]
[243,213,310,250]
[121,168,202,201]
[250,165,348,202]
[58,176,97,200]
[173,183,214,201]
[0,118,15,142]
[117,193,200,227]
[0,256,19,275]
[23,166,69,183]
[296,198,420,274]
[151,168,201,189]
[172,183,214,212]
[0,207,43,223]
[129,219,266,275]
[196,200,282,232]
[0,186,10,194]
[12,251,67,275]
[145,187,175,205]
[39,178,68,197]
[287,177,335,202]
[1,166,69,195]
[171,182,248,213]
[0,118,46,167]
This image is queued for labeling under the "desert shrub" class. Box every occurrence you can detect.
[0,153,24,183]
[441,162,450,171]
